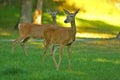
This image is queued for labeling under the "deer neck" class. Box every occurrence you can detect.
[52,17,56,25]
[71,19,76,37]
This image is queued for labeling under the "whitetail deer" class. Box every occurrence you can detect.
[11,10,58,56]
[43,9,79,70]
[47,9,58,25]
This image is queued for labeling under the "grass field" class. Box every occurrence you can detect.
[0,39,120,80]
[0,2,120,80]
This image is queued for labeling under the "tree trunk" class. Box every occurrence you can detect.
[20,0,32,23]
[33,0,43,24]
[14,0,32,29]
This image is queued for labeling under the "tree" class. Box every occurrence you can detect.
[33,0,43,24]
[19,0,32,23]
[14,0,43,29]
[0,0,15,6]
[14,0,32,29]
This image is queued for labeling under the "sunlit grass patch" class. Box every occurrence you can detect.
[0,32,11,36]
[28,40,44,48]
[94,58,120,65]
[76,32,116,38]
[78,13,120,26]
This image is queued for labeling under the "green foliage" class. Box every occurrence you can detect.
[0,0,120,38]
[0,6,20,39]
[0,39,120,80]
[0,6,20,28]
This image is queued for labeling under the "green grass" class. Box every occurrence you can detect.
[0,2,120,80]
[0,39,120,80]
[76,18,120,34]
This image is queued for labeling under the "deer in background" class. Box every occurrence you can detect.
[11,10,58,56]
[47,9,58,25]
[43,9,79,70]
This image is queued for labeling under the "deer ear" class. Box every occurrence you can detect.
[55,9,59,14]
[63,9,70,14]
[74,9,80,15]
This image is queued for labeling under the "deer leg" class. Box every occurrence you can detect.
[11,37,24,54]
[21,37,30,56]
[57,45,64,71]
[67,45,71,70]
[50,45,58,69]
[50,45,57,56]
[42,41,49,65]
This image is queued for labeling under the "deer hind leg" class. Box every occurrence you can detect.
[11,36,24,54]
[57,44,64,71]
[50,45,58,69]
[21,37,30,56]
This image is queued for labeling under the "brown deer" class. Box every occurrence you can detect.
[47,9,58,25]
[43,9,79,70]
[11,10,58,56]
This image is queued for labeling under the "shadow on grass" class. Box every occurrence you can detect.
[1,67,27,75]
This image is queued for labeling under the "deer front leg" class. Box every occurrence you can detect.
[21,37,30,56]
[57,45,64,71]
[11,37,24,54]
[67,45,71,70]
[50,45,58,69]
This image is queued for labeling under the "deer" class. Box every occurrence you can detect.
[43,9,79,70]
[47,9,58,25]
[11,10,58,56]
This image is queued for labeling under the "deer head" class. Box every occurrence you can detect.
[47,9,58,19]
[64,9,79,23]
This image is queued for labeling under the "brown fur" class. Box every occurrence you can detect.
[11,10,58,56]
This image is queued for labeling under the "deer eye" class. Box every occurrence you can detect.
[70,15,73,17]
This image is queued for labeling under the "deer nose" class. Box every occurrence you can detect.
[64,20,68,23]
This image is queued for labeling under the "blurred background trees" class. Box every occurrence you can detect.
[20,0,32,23]
[0,0,120,38]
[1,0,120,26]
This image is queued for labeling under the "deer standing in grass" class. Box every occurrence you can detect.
[43,9,79,70]
[47,9,58,25]
[11,10,58,56]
